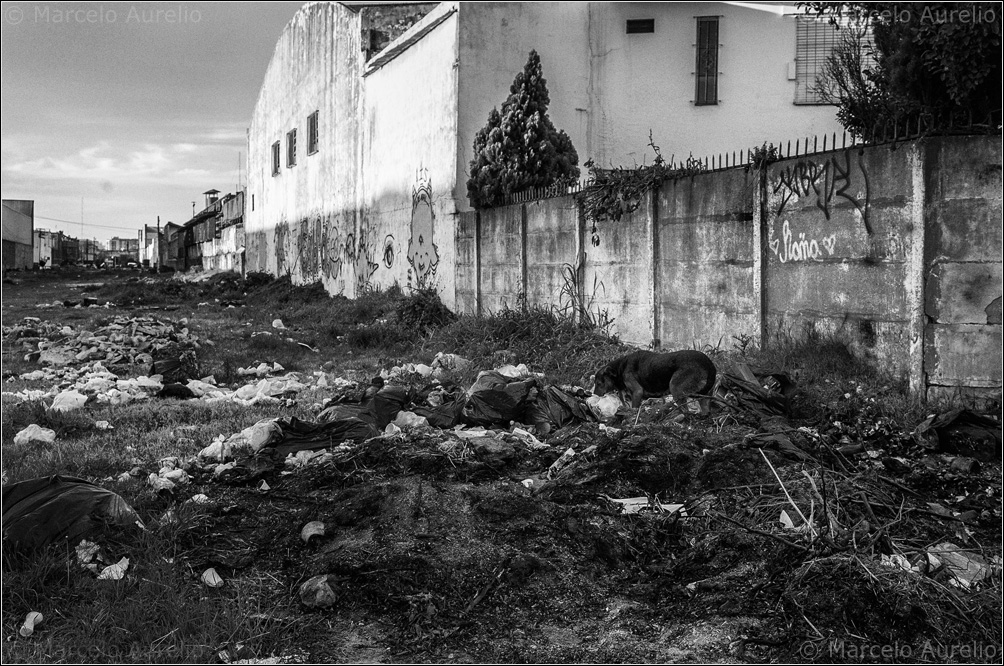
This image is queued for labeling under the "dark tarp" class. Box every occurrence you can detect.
[527,386,598,433]
[2,475,143,557]
[913,409,1002,462]
[269,416,380,456]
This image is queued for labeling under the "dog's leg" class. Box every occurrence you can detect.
[623,375,646,426]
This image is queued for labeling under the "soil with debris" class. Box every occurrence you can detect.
[170,390,1002,663]
[3,273,1002,664]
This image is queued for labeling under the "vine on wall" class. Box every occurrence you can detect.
[578,133,706,246]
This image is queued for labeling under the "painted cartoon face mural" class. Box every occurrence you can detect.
[408,174,440,289]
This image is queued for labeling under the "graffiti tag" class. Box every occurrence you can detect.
[772,150,871,234]
[769,220,837,263]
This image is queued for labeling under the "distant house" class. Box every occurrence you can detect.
[34,229,55,267]
[246,1,848,307]
[2,199,34,271]
[108,236,140,264]
[180,189,245,273]
[140,225,160,268]
[162,222,185,272]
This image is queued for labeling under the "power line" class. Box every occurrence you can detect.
[4,203,146,233]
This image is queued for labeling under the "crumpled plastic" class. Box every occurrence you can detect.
[13,424,57,445]
[49,389,88,413]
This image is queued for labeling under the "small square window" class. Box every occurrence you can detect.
[626,19,654,34]
[271,141,280,176]
[286,129,297,167]
[307,111,319,155]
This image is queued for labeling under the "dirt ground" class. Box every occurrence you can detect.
[2,270,1001,664]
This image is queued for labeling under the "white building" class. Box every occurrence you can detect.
[246,1,846,307]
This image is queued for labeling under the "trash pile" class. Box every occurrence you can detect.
[4,318,1001,663]
[196,360,609,470]
[6,315,202,370]
[2,315,330,408]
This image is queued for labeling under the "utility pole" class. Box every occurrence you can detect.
[156,216,161,273]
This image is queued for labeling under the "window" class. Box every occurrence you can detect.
[307,111,319,155]
[271,141,280,176]
[251,194,254,212]
[286,129,297,167]
[695,17,719,105]
[626,19,654,34]
[794,15,871,105]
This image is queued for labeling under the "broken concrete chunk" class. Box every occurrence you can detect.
[299,574,339,608]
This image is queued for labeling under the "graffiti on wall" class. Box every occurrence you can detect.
[772,150,872,234]
[769,220,837,263]
[408,171,440,289]
[320,218,344,281]
[347,229,379,289]
[383,234,396,268]
[274,220,290,275]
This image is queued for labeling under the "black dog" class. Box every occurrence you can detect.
[593,350,717,409]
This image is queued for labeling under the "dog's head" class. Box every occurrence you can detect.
[591,366,618,396]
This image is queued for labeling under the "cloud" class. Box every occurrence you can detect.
[3,140,232,188]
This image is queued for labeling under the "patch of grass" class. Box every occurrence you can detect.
[426,304,629,386]
[2,521,298,664]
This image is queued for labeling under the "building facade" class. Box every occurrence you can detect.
[2,199,34,270]
[246,1,847,307]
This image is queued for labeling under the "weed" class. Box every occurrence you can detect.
[396,287,456,334]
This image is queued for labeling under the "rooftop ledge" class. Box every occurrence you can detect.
[363,2,458,76]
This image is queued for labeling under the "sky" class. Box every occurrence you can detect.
[1,1,311,243]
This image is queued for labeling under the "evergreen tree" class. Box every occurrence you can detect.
[467,50,580,209]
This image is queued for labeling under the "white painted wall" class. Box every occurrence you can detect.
[362,6,461,306]
[584,2,844,167]
[245,1,363,293]
[454,2,844,209]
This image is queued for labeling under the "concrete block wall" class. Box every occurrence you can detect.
[457,135,1002,402]
[923,136,1003,402]
[478,204,524,314]
[657,168,758,351]
[763,144,920,380]
[582,192,654,346]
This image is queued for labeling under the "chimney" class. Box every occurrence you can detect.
[203,189,220,209]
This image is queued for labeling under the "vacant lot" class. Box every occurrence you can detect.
[2,269,1001,664]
